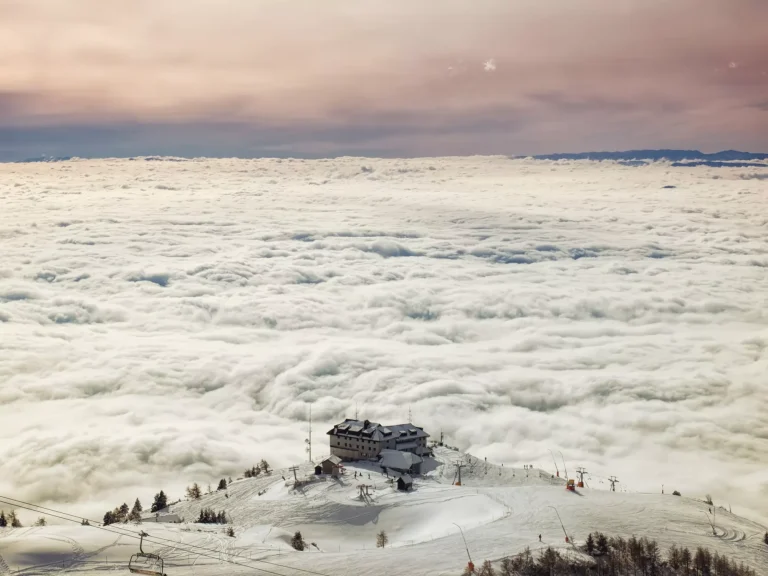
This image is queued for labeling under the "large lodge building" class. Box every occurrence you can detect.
[327,418,430,461]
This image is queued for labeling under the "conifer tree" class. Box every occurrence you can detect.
[9,511,21,528]
[291,531,305,551]
[128,499,143,523]
[376,530,388,548]
[0,511,7,527]
[585,532,595,555]
[478,560,496,576]
[151,490,168,513]
[259,459,270,474]
[217,479,227,491]
[186,483,202,500]
[34,517,47,526]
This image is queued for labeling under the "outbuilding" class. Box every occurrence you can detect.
[321,455,343,477]
[396,475,413,492]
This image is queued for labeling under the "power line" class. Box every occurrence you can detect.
[0,495,333,576]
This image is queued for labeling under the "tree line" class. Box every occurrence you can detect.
[0,510,22,527]
[461,531,760,576]
[244,460,271,478]
[102,490,168,525]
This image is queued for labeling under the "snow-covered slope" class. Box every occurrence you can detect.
[1,452,766,575]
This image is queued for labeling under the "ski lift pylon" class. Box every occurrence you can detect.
[129,531,166,576]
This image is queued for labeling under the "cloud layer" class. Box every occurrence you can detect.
[0,157,767,526]
[1,0,768,158]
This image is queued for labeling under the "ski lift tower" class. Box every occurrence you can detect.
[576,467,588,488]
[609,476,619,492]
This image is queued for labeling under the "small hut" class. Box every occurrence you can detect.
[396,474,413,492]
[321,455,343,477]
[314,465,322,475]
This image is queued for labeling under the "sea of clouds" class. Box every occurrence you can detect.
[0,156,766,525]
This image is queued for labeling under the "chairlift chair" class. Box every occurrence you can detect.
[129,531,166,576]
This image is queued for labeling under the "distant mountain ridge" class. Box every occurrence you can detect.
[12,149,768,164]
[526,149,768,162]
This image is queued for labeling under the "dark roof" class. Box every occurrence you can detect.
[398,474,413,484]
[379,450,422,471]
[323,455,342,465]
[327,418,429,441]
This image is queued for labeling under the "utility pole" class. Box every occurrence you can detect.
[576,467,588,487]
[549,450,559,477]
[305,405,312,463]
[609,476,618,492]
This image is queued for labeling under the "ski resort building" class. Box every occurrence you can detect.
[379,449,423,475]
[327,418,430,461]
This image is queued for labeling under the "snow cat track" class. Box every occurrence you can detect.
[715,526,746,542]
[43,534,86,570]
[0,552,10,575]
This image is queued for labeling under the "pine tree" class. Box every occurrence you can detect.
[667,544,681,570]
[244,468,252,478]
[596,532,609,556]
[217,479,227,491]
[118,503,129,522]
[9,511,21,528]
[34,517,47,526]
[376,530,388,548]
[499,557,513,576]
[586,532,595,555]
[0,511,6,527]
[226,526,235,537]
[103,511,115,525]
[291,531,305,551]
[681,547,692,574]
[478,560,496,576]
[128,499,143,523]
[151,490,167,513]
[764,531,768,546]
[186,483,202,500]
[259,459,270,474]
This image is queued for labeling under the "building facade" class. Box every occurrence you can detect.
[327,418,430,460]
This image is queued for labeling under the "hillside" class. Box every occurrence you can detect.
[1,449,766,575]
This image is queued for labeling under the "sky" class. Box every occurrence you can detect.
[1,156,767,527]
[1,0,768,160]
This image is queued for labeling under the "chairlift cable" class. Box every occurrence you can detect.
[0,495,333,576]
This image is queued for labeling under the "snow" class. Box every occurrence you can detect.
[2,449,766,575]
